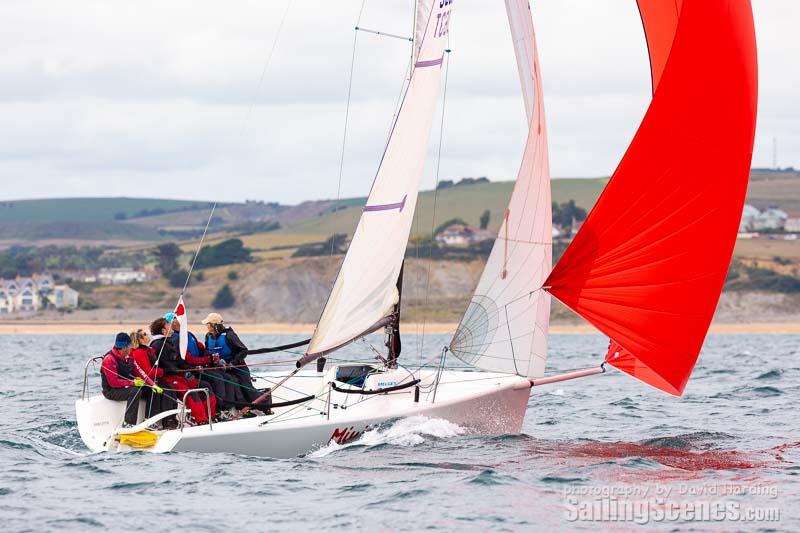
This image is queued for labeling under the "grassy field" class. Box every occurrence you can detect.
[0,197,212,224]
[746,171,800,213]
[255,178,609,252]
[0,221,163,241]
[1,170,797,251]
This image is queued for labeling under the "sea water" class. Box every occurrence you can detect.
[0,333,798,531]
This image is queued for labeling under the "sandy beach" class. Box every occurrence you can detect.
[1,321,799,335]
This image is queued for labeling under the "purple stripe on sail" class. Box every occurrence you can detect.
[364,194,407,213]
[415,56,443,68]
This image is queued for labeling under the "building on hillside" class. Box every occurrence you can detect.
[15,284,39,312]
[56,270,98,283]
[0,273,65,313]
[739,204,761,232]
[0,288,13,314]
[435,224,495,247]
[47,285,79,309]
[785,216,800,233]
[739,205,788,232]
[755,208,788,231]
[97,268,148,285]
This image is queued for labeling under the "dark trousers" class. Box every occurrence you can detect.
[231,365,258,403]
[201,369,237,410]
[142,384,171,419]
[103,387,140,425]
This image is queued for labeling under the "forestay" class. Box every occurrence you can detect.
[449,1,552,379]
[303,0,452,360]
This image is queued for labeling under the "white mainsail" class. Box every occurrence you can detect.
[414,1,434,62]
[305,0,452,358]
[449,1,552,379]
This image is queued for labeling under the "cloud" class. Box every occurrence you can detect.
[0,0,795,203]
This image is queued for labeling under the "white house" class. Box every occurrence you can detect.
[739,205,788,232]
[0,273,64,313]
[48,285,79,309]
[98,268,147,285]
[784,217,800,233]
[435,224,495,247]
[754,208,788,231]
[739,204,761,232]
[15,284,40,312]
[0,288,13,314]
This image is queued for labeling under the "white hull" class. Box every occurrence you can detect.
[76,364,532,458]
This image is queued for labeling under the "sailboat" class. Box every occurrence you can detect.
[75,0,758,457]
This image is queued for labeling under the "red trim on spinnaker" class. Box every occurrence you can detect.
[637,0,683,93]
[545,0,758,396]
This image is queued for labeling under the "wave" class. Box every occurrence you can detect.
[639,431,736,450]
[309,416,465,458]
[756,369,784,380]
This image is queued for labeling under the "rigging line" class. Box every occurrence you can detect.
[331,0,368,257]
[420,45,451,357]
[355,26,412,41]
[181,202,217,296]
[239,0,294,137]
[411,0,420,370]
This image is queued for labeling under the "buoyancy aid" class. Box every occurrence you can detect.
[101,349,135,393]
[206,333,233,362]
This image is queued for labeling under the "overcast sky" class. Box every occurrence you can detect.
[0,1,796,204]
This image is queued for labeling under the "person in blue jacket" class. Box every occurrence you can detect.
[202,313,259,403]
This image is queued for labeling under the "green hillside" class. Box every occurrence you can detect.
[0,221,162,241]
[277,178,608,241]
[0,197,212,224]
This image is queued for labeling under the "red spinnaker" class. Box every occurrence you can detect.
[545,0,758,395]
[637,0,683,93]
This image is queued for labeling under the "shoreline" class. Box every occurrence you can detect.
[0,321,799,335]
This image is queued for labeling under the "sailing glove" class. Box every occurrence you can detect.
[133,377,146,387]
[152,384,164,394]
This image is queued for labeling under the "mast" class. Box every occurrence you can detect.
[296,0,452,367]
[385,262,404,368]
[545,0,758,395]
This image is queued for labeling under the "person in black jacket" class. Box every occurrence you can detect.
[149,317,218,424]
[202,313,259,403]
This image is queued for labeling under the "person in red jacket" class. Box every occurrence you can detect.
[100,332,143,427]
[129,329,169,423]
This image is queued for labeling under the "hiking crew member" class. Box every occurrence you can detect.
[100,332,143,427]
[203,313,259,404]
[163,312,236,410]
[129,329,168,422]
[150,317,217,424]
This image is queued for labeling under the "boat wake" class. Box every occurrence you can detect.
[309,416,465,458]
[519,432,800,474]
